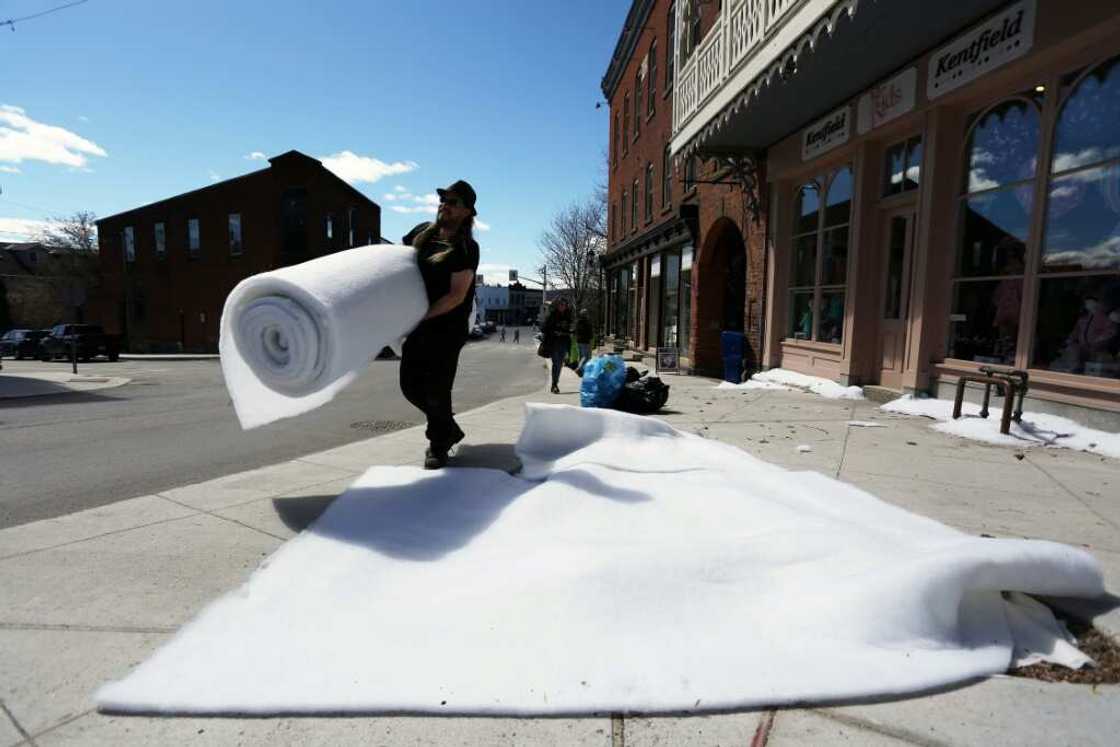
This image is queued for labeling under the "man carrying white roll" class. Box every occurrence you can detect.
[400,180,481,469]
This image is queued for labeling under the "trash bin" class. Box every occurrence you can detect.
[720,331,745,383]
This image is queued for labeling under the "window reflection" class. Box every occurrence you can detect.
[789,291,814,340]
[825,167,853,226]
[796,182,819,235]
[966,101,1039,192]
[1051,58,1120,173]
[958,190,1032,277]
[1042,163,1120,272]
[819,291,845,344]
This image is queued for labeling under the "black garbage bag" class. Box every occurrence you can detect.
[614,367,670,414]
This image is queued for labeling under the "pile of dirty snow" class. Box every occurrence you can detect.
[717,369,864,399]
[882,396,1120,459]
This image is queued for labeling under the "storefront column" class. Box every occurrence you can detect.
[903,106,966,394]
[838,142,876,386]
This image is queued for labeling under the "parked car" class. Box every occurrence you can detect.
[468,324,486,340]
[0,329,51,359]
[483,320,497,333]
[38,323,121,362]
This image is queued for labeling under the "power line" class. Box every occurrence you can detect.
[2,0,89,32]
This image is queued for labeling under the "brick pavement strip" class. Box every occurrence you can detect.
[1,368,1118,744]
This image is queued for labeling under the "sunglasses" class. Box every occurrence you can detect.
[439,196,463,208]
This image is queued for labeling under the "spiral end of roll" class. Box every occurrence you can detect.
[234,295,328,395]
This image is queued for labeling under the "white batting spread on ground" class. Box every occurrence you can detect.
[716,369,865,399]
[96,404,1102,716]
[219,244,428,430]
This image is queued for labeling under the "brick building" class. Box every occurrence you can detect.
[0,242,97,330]
[96,151,380,352]
[601,0,767,376]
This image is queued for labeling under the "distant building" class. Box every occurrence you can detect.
[95,150,381,352]
[508,281,542,325]
[0,242,96,330]
[476,284,510,325]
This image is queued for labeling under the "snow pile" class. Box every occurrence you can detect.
[744,368,864,399]
[97,405,1102,715]
[219,244,428,429]
[883,395,1120,459]
[715,379,793,391]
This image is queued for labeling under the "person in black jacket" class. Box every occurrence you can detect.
[400,180,481,469]
[542,297,573,394]
[575,309,593,376]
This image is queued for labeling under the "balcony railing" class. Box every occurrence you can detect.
[673,0,834,140]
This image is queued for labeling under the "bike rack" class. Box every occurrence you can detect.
[951,366,1030,435]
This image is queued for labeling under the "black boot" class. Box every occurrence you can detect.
[424,447,449,470]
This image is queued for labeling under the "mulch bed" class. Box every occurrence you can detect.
[1010,617,1120,685]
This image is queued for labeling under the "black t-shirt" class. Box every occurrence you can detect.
[404,222,480,335]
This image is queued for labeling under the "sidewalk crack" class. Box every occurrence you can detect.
[811,708,952,747]
[0,622,175,635]
[1025,457,1120,533]
[0,514,199,563]
[156,495,288,542]
[0,698,37,747]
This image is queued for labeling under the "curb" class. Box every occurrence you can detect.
[120,354,220,361]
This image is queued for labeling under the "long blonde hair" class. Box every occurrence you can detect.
[414,217,475,263]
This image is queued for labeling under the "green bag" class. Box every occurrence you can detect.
[567,337,580,365]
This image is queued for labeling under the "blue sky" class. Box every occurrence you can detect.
[1,0,626,282]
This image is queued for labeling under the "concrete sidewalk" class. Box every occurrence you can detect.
[1,368,1118,745]
[0,371,130,399]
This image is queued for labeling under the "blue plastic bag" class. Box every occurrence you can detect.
[580,354,627,408]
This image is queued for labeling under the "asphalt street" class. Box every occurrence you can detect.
[0,333,546,529]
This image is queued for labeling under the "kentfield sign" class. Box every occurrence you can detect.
[927,0,1036,99]
[801,106,850,161]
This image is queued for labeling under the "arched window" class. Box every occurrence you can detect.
[1034,55,1120,378]
[787,168,852,344]
[948,98,1040,365]
[648,41,658,115]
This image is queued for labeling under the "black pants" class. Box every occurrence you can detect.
[400,326,466,450]
[550,335,571,387]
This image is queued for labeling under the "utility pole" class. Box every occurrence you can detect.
[539,265,548,305]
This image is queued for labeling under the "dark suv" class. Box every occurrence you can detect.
[38,324,120,362]
[0,329,51,359]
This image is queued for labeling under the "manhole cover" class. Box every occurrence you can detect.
[349,420,413,434]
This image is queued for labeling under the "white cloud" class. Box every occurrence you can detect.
[382,193,400,201]
[476,263,519,285]
[209,170,221,182]
[0,165,19,173]
[475,219,491,231]
[389,204,437,214]
[394,185,408,192]
[0,104,107,168]
[78,115,90,122]
[320,150,418,185]
[244,151,267,161]
[0,216,51,241]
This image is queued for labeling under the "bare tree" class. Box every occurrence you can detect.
[538,195,606,317]
[37,210,98,253]
[34,211,101,321]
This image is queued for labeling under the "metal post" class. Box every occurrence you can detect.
[952,378,966,420]
[980,382,992,419]
[999,383,1015,435]
[71,335,77,375]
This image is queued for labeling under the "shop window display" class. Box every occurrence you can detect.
[949,99,1038,364]
[1035,56,1120,379]
[786,169,851,344]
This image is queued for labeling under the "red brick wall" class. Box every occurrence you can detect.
[606,0,678,255]
[96,155,380,352]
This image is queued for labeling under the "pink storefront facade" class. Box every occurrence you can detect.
[750,1,1120,427]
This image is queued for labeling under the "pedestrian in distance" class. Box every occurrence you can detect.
[542,297,574,394]
[499,326,506,343]
[575,309,593,377]
[399,180,481,470]
[513,327,520,344]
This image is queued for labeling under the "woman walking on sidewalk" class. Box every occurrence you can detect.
[542,297,573,394]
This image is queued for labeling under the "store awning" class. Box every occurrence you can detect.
[673,0,1011,158]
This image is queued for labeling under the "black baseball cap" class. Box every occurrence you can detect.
[437,180,477,215]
